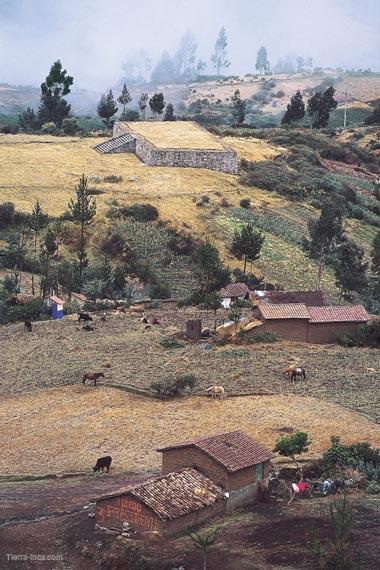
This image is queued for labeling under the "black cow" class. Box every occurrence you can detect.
[24,320,32,332]
[93,456,112,473]
[78,312,93,323]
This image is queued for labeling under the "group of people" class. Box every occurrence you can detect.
[139,311,160,328]
[289,476,346,504]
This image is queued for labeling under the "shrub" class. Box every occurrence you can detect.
[103,175,123,183]
[0,298,50,324]
[240,198,251,209]
[366,482,380,494]
[62,117,79,135]
[120,203,159,221]
[41,122,58,134]
[247,332,280,343]
[1,124,19,134]
[337,321,380,348]
[160,338,184,349]
[120,109,140,122]
[150,374,197,398]
[323,436,380,475]
[0,202,15,229]
[150,280,170,299]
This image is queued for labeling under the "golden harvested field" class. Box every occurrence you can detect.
[122,120,224,149]
[1,385,379,476]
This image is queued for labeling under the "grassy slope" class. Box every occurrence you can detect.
[0,131,376,297]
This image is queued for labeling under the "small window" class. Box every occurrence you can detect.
[256,463,263,481]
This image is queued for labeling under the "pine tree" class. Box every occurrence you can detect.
[118,83,132,117]
[68,175,97,289]
[230,224,265,274]
[333,238,368,300]
[164,103,176,121]
[38,60,74,127]
[149,93,166,119]
[231,89,246,125]
[138,92,149,120]
[97,89,118,129]
[303,201,344,290]
[211,27,230,77]
[307,86,337,128]
[256,46,270,75]
[281,91,305,124]
[193,239,230,294]
[29,200,48,295]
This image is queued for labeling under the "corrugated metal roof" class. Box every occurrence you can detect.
[97,469,225,521]
[253,290,326,306]
[93,133,135,154]
[158,431,275,473]
[308,305,371,323]
[219,283,250,298]
[258,303,310,320]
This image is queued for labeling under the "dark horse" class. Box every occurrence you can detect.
[78,312,92,323]
[290,367,306,382]
[83,372,105,386]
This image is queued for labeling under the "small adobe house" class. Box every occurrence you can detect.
[94,121,238,174]
[95,468,226,536]
[219,282,251,309]
[158,431,275,509]
[47,295,65,320]
[252,303,371,344]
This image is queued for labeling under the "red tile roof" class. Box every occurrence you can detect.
[219,283,250,298]
[158,431,275,472]
[308,305,371,323]
[97,469,225,520]
[258,303,311,320]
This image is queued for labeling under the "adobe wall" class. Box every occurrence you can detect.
[163,500,226,536]
[96,495,157,532]
[260,319,309,342]
[307,321,362,344]
[161,447,229,489]
[113,122,238,174]
[107,140,136,154]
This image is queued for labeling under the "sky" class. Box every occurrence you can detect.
[0,0,379,89]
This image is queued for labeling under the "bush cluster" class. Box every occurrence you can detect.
[150,374,197,398]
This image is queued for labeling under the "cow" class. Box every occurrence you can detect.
[93,455,112,473]
[206,385,226,399]
[24,320,32,332]
[82,324,95,332]
[290,367,306,382]
[78,312,92,323]
[83,372,105,386]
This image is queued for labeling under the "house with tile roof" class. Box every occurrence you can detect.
[252,303,371,343]
[95,468,226,535]
[158,431,275,509]
[219,282,250,308]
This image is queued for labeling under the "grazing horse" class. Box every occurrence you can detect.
[290,367,306,382]
[93,455,112,473]
[206,385,226,399]
[78,312,92,323]
[24,320,32,332]
[83,372,105,386]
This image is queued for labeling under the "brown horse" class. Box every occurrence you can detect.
[82,372,105,386]
[290,367,306,382]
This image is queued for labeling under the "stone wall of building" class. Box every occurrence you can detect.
[113,122,238,174]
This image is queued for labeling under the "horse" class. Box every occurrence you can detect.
[290,367,306,382]
[206,385,226,399]
[78,312,92,323]
[83,372,105,386]
[24,320,32,332]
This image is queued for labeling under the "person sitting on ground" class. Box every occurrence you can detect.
[322,478,333,495]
